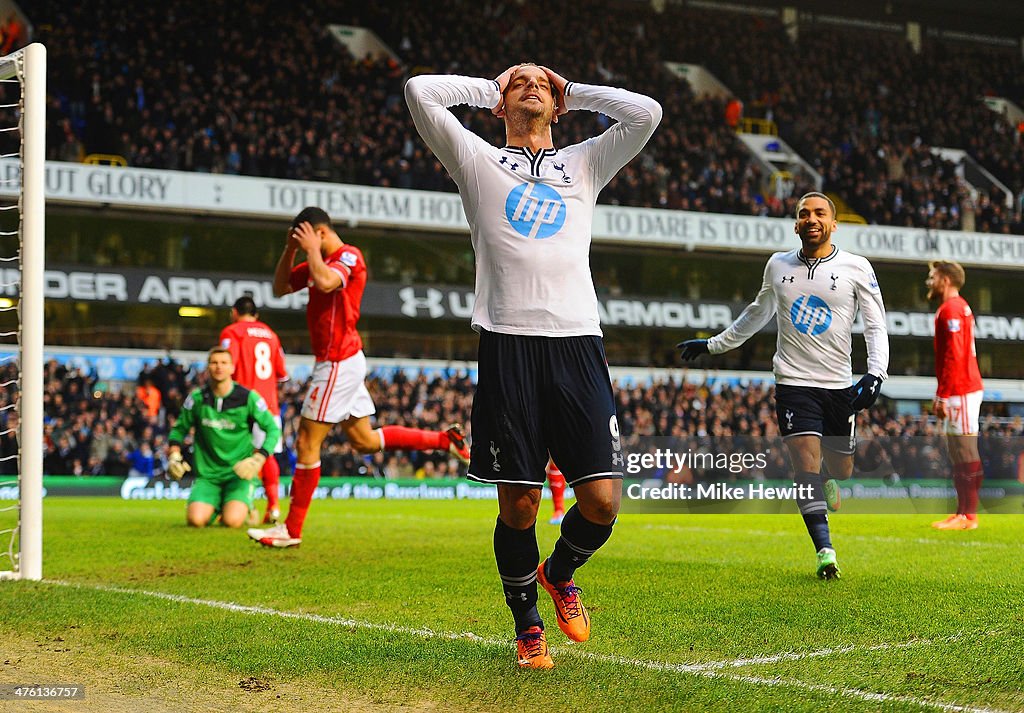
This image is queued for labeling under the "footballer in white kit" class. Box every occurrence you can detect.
[680,192,890,580]
[407,64,661,668]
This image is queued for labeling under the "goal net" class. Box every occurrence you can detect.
[0,43,45,581]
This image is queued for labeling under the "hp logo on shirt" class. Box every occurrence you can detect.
[504,182,566,239]
[790,295,832,336]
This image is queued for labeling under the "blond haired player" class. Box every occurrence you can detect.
[167,348,280,528]
[408,63,660,668]
[926,260,985,530]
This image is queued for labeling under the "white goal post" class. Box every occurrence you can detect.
[0,43,45,581]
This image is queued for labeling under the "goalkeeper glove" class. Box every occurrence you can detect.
[676,339,710,362]
[850,374,883,411]
[233,452,267,481]
[167,451,191,481]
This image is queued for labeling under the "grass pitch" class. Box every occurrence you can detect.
[1,497,1022,712]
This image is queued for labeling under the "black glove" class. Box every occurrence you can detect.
[676,339,710,362]
[850,374,883,411]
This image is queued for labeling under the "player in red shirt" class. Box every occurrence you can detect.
[247,207,470,548]
[546,457,566,525]
[926,260,985,530]
[220,295,289,523]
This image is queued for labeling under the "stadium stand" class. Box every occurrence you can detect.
[27,0,1023,231]
[678,20,1024,231]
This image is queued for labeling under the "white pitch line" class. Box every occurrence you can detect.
[45,580,1011,713]
[695,671,1009,713]
[846,535,1014,550]
[48,580,507,647]
[688,636,948,670]
[579,652,1009,713]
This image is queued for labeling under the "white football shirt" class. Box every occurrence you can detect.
[406,75,662,337]
[708,246,889,388]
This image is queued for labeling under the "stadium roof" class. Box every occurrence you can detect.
[878,0,1024,34]
[734,0,1024,36]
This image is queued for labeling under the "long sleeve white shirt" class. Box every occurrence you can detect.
[708,247,889,388]
[406,75,662,336]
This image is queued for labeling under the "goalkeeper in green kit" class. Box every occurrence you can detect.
[167,347,281,528]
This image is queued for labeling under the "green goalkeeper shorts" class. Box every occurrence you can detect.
[188,476,256,510]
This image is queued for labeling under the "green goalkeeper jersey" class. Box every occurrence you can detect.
[168,382,280,481]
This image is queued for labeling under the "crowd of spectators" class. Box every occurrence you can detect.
[27,0,1024,231]
[7,359,193,478]
[674,18,1024,232]
[2,361,1020,483]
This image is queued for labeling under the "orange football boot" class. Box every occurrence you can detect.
[537,560,590,643]
[515,626,554,669]
[931,514,967,530]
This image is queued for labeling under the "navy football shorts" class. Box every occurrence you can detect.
[468,329,625,488]
[774,384,858,455]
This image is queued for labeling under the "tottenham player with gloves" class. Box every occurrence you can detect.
[678,192,889,579]
[167,347,281,529]
[407,64,660,668]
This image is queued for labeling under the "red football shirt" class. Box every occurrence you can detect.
[289,244,367,362]
[934,296,983,398]
[219,319,288,414]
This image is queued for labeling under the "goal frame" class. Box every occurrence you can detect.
[0,43,45,581]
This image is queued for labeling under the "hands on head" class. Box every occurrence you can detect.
[290,221,319,253]
[492,64,522,117]
[492,63,568,123]
[538,65,568,122]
